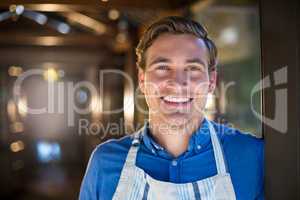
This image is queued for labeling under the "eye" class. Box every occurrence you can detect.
[156,65,170,71]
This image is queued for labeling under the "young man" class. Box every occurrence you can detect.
[79,16,264,200]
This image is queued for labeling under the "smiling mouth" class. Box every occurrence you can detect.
[160,96,193,105]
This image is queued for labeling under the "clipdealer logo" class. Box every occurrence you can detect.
[12,66,288,135]
[250,66,288,134]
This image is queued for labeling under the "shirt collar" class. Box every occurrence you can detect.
[141,118,212,156]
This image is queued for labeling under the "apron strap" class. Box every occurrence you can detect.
[207,120,228,175]
[112,131,142,200]
[123,130,142,167]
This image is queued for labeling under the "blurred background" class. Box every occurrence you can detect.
[0,0,261,199]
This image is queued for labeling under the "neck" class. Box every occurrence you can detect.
[148,116,204,158]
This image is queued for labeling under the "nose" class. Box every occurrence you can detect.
[165,70,190,95]
[174,70,188,86]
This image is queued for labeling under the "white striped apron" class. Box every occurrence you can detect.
[112,120,236,200]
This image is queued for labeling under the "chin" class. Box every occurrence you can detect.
[160,112,192,127]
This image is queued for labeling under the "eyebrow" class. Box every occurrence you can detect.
[148,57,207,67]
[148,57,171,66]
[185,58,207,67]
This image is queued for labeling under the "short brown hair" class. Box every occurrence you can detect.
[136,16,217,71]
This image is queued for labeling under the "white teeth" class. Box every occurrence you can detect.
[163,96,191,103]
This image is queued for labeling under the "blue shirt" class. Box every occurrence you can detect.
[79,119,264,200]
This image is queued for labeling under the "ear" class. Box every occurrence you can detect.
[208,68,217,93]
[138,67,146,94]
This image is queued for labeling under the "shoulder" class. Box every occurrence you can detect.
[79,135,135,199]
[91,134,134,164]
[211,120,264,145]
[84,135,134,182]
[211,121,264,160]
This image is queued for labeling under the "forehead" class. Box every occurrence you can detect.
[146,33,209,64]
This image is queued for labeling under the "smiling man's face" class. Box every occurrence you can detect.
[139,33,217,127]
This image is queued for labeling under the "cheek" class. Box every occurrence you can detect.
[191,77,210,94]
[191,83,209,108]
[144,74,168,95]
